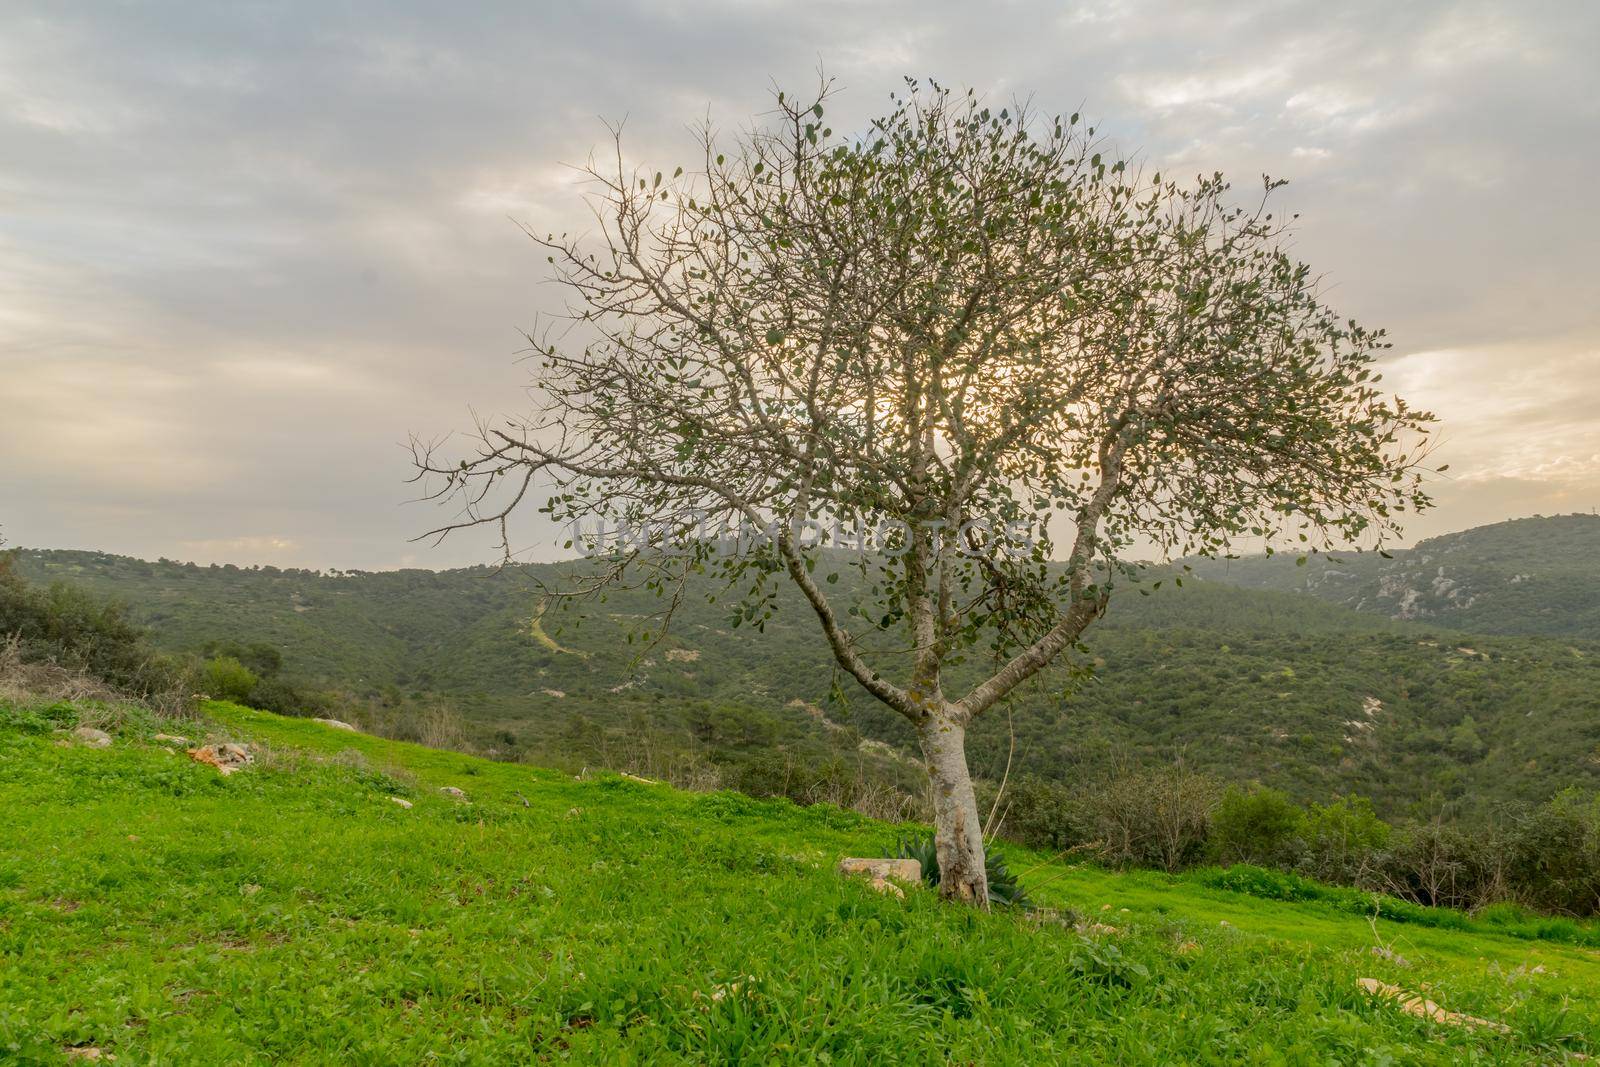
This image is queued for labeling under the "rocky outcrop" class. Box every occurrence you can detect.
[837,857,921,897]
[187,743,253,775]
[71,726,112,748]
[312,718,359,732]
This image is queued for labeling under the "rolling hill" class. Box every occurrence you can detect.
[1186,513,1600,640]
[13,514,1600,816]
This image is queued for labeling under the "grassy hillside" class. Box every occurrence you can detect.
[1187,514,1600,640]
[14,542,1600,814]
[4,698,1599,1063]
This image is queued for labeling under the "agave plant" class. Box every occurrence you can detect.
[890,834,1032,908]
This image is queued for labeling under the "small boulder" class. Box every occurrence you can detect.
[72,726,113,748]
[312,718,359,732]
[438,786,467,799]
[187,743,252,775]
[1356,977,1509,1032]
[389,796,413,809]
[838,857,921,897]
[152,733,190,746]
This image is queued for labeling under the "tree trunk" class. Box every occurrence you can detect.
[918,712,989,905]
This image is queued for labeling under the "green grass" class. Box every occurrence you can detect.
[3,700,1598,1063]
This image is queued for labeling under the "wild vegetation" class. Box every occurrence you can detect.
[8,529,1600,922]
[5,519,1600,1057]
[998,772,1600,918]
[4,697,1599,1062]
[13,519,1600,818]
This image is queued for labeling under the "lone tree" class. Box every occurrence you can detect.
[415,80,1433,904]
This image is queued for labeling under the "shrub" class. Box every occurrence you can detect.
[0,559,192,706]
[996,777,1087,853]
[1378,817,1504,911]
[244,676,321,717]
[1082,765,1221,872]
[1299,795,1389,886]
[200,640,284,679]
[201,655,259,705]
[1505,791,1600,916]
[1196,864,1326,903]
[1211,786,1304,867]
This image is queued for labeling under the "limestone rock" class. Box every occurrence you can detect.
[1356,978,1508,1032]
[312,718,359,732]
[187,743,252,775]
[152,733,190,746]
[389,796,413,809]
[438,786,467,798]
[71,726,112,748]
[838,857,921,896]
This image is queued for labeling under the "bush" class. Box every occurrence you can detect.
[1505,791,1600,916]
[1082,765,1221,872]
[996,777,1087,853]
[1196,864,1325,903]
[201,655,259,704]
[1211,786,1304,867]
[200,639,284,679]
[244,676,321,717]
[1378,818,1504,911]
[1299,796,1390,886]
[0,558,192,705]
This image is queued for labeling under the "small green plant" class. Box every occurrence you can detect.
[1198,864,1324,903]
[891,833,1032,908]
[0,700,80,734]
[1066,937,1150,988]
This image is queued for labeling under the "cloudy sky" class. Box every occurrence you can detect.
[2,1,1597,569]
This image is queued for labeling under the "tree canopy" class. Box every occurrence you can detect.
[415,78,1434,901]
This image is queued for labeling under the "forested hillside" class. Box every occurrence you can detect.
[16,515,1600,815]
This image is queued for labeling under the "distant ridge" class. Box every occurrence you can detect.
[1187,514,1600,640]
[11,513,1600,813]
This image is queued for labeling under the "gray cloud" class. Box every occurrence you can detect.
[3,0,1597,567]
